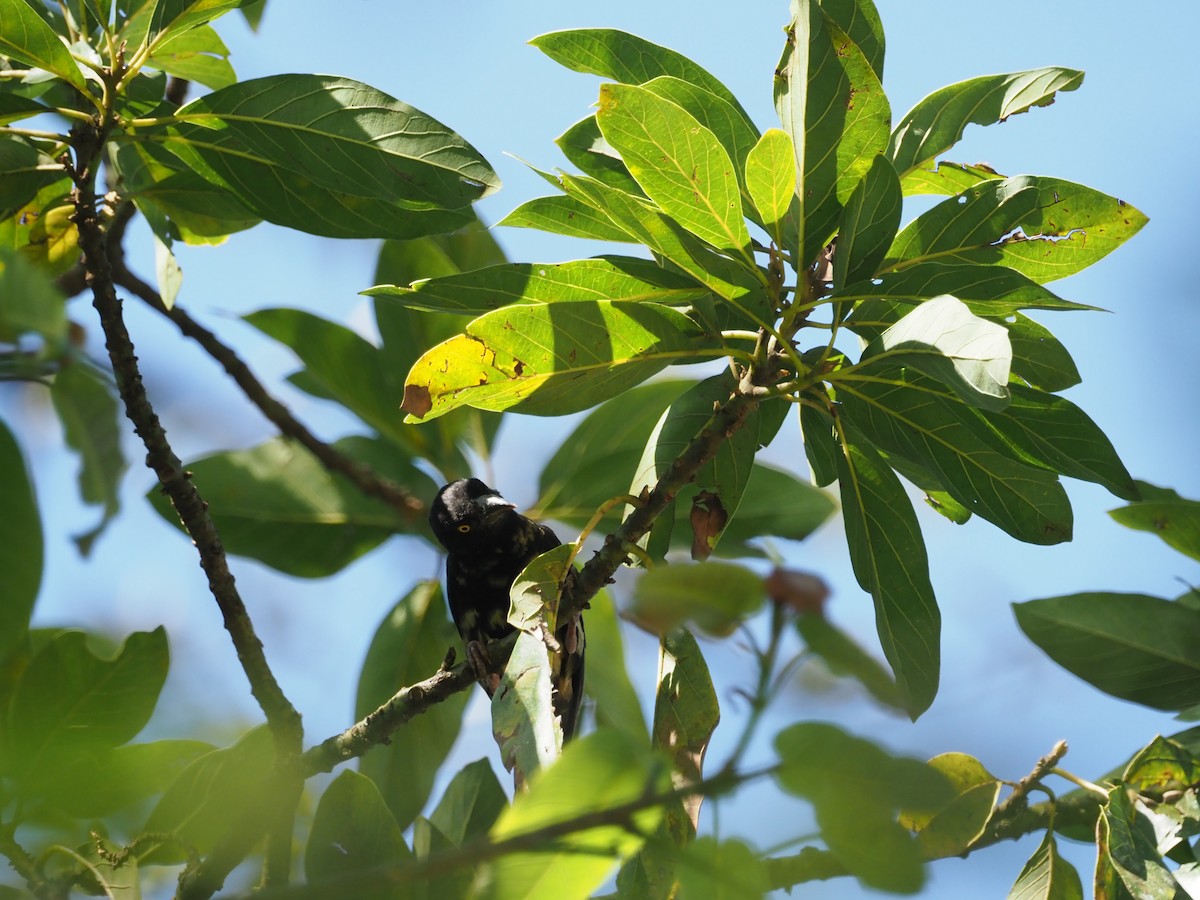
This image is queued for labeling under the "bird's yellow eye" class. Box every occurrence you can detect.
[457,524,471,533]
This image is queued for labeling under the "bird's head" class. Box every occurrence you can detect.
[429,478,518,552]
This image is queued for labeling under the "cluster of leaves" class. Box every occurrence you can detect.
[1,0,1191,897]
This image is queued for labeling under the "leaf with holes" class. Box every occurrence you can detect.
[885,176,1148,284]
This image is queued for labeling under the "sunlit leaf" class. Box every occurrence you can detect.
[8,628,169,785]
[1007,831,1083,900]
[0,0,89,89]
[481,729,667,900]
[498,194,636,243]
[368,256,710,315]
[890,68,1084,176]
[531,28,749,118]
[885,176,1148,284]
[305,769,411,894]
[745,128,797,242]
[775,722,950,890]
[774,3,890,264]
[402,300,716,421]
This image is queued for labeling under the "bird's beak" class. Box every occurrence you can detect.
[474,492,516,521]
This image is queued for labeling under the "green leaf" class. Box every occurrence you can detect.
[492,628,562,780]
[154,74,494,238]
[112,141,260,244]
[534,379,690,529]
[402,300,715,422]
[530,28,749,118]
[169,73,497,206]
[745,128,797,240]
[556,115,642,193]
[800,402,840,487]
[8,628,168,784]
[653,627,718,840]
[306,770,411,894]
[1007,831,1083,900]
[1097,786,1183,898]
[0,0,89,89]
[677,837,768,899]
[51,364,127,553]
[819,0,885,78]
[900,752,1000,857]
[834,427,939,716]
[0,418,40,660]
[1122,736,1200,795]
[429,757,508,847]
[141,727,278,863]
[885,176,1148,284]
[1005,313,1081,391]
[0,246,68,353]
[774,3,890,264]
[245,307,412,448]
[973,383,1136,500]
[147,437,434,577]
[0,136,64,219]
[596,83,751,258]
[834,154,902,291]
[583,588,648,743]
[838,262,1097,317]
[356,581,468,831]
[864,294,1012,410]
[900,160,1004,197]
[1110,484,1200,562]
[367,256,711,314]
[147,23,235,89]
[0,93,50,127]
[142,0,244,53]
[838,373,1073,544]
[890,68,1084,177]
[775,722,950,891]
[497,194,636,243]
[37,739,212,818]
[630,561,763,637]
[482,728,667,900]
[796,612,903,709]
[556,173,768,313]
[1014,593,1200,711]
[371,224,507,477]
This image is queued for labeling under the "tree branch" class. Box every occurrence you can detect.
[97,201,424,521]
[301,635,516,776]
[67,122,303,759]
[565,386,764,620]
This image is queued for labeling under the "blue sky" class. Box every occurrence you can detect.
[7,1,1200,896]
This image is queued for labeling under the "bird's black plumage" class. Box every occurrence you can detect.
[429,478,585,740]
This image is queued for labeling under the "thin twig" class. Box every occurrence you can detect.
[566,387,765,620]
[88,199,425,520]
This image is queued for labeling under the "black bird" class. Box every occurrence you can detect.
[429,478,585,741]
